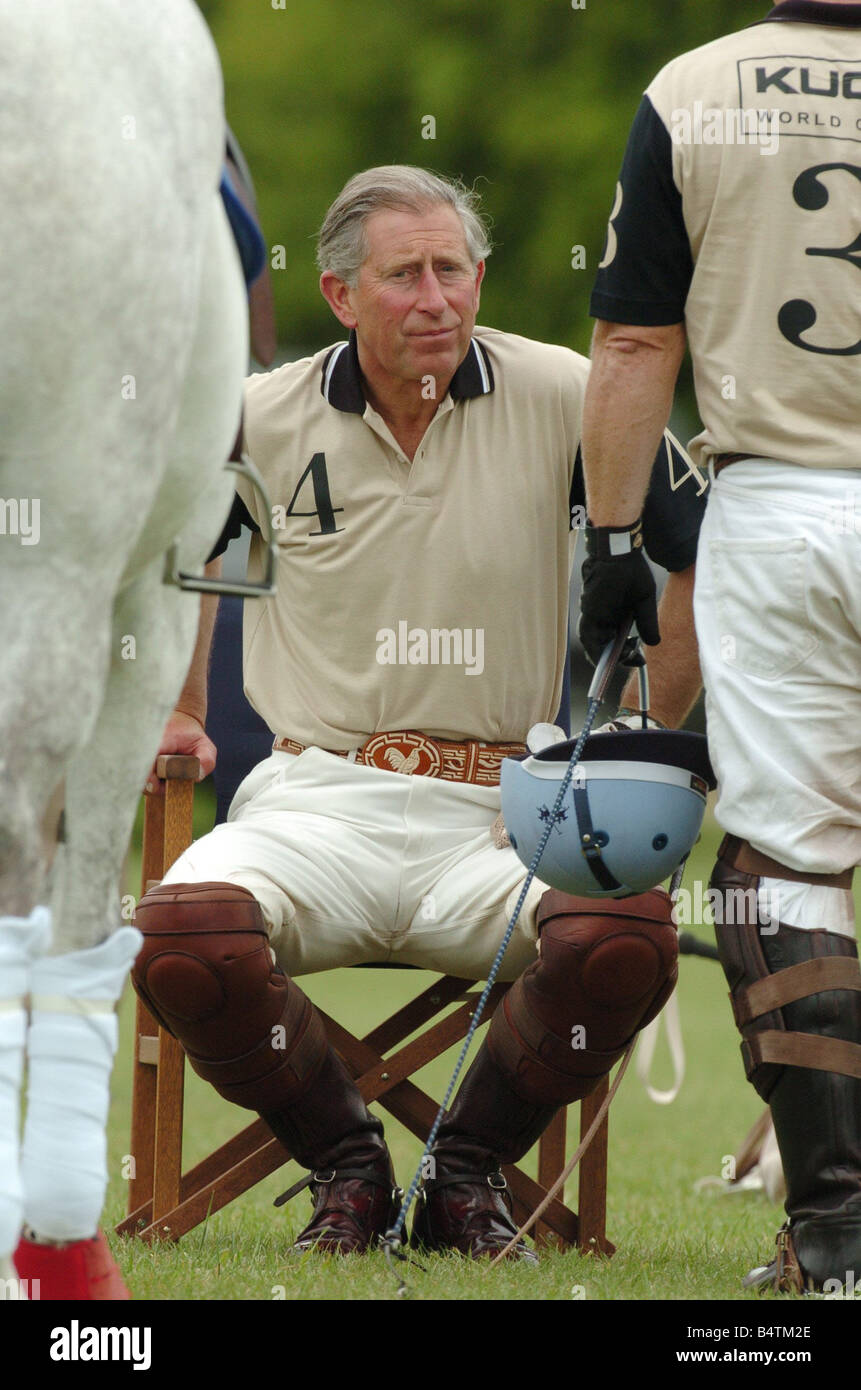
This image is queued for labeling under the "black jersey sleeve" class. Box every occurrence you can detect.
[569,434,707,572]
[205,492,260,563]
[590,95,694,326]
[641,434,708,571]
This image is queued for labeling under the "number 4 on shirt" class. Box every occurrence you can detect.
[278,453,345,536]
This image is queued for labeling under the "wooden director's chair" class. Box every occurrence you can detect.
[118,756,613,1253]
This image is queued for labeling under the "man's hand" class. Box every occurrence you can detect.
[594,710,667,732]
[144,711,216,795]
[578,519,660,667]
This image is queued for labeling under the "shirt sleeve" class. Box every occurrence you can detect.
[570,432,708,573]
[641,431,708,572]
[590,94,693,326]
[205,492,260,563]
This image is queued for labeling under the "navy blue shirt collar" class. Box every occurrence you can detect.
[321,329,495,415]
[761,2,861,27]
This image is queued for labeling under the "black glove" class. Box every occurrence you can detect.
[578,519,660,667]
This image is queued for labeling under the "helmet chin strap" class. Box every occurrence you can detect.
[382,625,635,1280]
[571,653,651,891]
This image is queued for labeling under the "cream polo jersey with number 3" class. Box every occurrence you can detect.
[591,0,861,474]
[220,326,704,751]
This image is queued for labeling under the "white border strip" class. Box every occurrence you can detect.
[473,340,491,393]
[522,757,705,793]
[322,341,349,401]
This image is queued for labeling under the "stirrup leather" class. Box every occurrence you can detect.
[274,1167,402,1209]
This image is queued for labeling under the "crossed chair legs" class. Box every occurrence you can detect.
[131,876,679,1260]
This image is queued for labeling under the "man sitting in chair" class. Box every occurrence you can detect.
[134,166,705,1260]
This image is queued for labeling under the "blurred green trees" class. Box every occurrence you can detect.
[201,0,765,359]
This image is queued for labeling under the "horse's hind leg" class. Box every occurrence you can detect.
[9,191,244,1301]
[0,585,132,1292]
[11,557,206,1296]
[14,210,245,1295]
[0,584,119,1279]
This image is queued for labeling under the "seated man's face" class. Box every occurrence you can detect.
[338,204,484,393]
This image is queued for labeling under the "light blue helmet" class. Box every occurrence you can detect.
[500,728,715,899]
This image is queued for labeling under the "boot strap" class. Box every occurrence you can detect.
[742,1031,861,1083]
[421,1170,508,1195]
[775,1225,807,1294]
[274,1167,400,1208]
[733,957,861,1028]
[742,1224,809,1294]
[718,835,854,889]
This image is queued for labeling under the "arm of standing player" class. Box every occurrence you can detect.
[579,86,695,666]
[578,319,686,665]
[583,319,686,524]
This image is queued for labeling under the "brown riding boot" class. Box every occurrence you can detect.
[413,887,678,1262]
[263,1047,401,1255]
[411,1043,555,1264]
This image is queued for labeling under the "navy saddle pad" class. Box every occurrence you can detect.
[220,163,265,290]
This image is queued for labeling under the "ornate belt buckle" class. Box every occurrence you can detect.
[363,731,444,778]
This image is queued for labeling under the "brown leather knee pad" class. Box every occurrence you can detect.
[132,881,327,1111]
[487,887,678,1105]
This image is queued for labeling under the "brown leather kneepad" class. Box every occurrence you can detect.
[133,881,326,1111]
[488,887,678,1105]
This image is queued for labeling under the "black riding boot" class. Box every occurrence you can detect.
[711,843,861,1291]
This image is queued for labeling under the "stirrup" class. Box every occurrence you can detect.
[742,1225,809,1295]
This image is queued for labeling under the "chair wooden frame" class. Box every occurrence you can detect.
[117,756,613,1255]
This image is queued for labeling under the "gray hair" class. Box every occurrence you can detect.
[316,165,492,286]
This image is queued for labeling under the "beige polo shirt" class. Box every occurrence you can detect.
[591,0,861,472]
[224,327,704,748]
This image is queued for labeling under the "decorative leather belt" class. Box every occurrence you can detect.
[272,730,527,786]
[712,452,769,477]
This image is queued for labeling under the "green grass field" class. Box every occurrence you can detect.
[104,795,861,1302]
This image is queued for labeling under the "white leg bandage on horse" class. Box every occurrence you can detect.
[20,925,140,1242]
[0,908,52,1257]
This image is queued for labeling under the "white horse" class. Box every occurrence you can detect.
[0,0,249,1298]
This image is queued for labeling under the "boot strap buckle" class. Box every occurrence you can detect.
[272,1167,337,1207]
